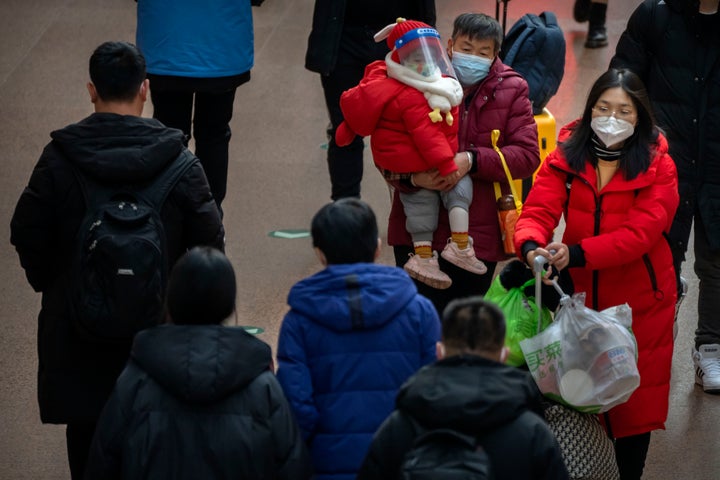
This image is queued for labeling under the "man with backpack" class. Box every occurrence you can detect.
[357,296,568,480]
[10,41,224,479]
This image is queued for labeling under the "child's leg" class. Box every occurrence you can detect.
[398,189,452,289]
[442,175,473,248]
[399,189,440,257]
[440,178,487,275]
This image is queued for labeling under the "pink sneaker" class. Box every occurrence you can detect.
[441,238,488,275]
[404,252,452,289]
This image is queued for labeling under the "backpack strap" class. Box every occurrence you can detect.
[140,149,199,210]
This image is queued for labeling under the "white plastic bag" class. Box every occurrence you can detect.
[519,292,640,414]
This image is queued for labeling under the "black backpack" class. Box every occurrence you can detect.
[401,428,494,480]
[69,150,198,342]
[500,11,566,115]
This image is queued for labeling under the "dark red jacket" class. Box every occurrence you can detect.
[514,122,679,438]
[387,58,539,262]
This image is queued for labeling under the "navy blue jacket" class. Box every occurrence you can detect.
[276,263,440,480]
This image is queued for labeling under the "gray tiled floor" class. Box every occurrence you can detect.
[0,0,717,478]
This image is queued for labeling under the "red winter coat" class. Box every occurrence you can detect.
[339,60,459,176]
[514,121,679,438]
[386,58,539,262]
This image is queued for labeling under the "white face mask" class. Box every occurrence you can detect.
[590,116,635,148]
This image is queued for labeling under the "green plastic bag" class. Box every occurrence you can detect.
[485,274,553,367]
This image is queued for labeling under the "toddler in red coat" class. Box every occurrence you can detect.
[337,19,486,289]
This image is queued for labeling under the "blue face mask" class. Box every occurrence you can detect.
[451,51,493,86]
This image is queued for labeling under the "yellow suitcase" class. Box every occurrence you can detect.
[514,107,556,201]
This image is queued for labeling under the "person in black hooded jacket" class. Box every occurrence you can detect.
[9,41,225,479]
[357,296,568,480]
[84,246,312,479]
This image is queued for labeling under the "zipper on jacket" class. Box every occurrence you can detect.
[642,253,663,301]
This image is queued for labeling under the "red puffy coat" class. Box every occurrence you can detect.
[387,58,539,261]
[339,60,458,176]
[514,122,679,438]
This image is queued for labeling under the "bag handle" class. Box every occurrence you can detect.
[492,129,522,213]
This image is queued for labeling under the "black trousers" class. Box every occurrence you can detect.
[150,88,236,210]
[394,245,497,316]
[66,420,97,480]
[320,26,389,200]
[615,432,651,480]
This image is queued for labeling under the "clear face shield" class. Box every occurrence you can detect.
[395,28,456,79]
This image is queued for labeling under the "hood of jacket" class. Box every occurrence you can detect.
[131,325,272,404]
[396,355,543,433]
[50,112,185,183]
[286,263,420,332]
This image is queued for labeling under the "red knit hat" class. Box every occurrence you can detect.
[375,18,438,63]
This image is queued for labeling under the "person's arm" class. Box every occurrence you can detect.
[84,372,133,480]
[175,160,225,252]
[262,373,313,480]
[513,152,568,258]
[417,298,441,365]
[10,151,60,292]
[357,412,418,480]
[530,421,571,480]
[609,2,654,79]
[471,77,540,183]
[275,314,320,442]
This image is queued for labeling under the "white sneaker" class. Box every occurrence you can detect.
[692,344,720,393]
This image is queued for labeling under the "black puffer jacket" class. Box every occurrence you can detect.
[610,0,720,249]
[304,0,436,75]
[84,325,312,479]
[357,355,569,480]
[10,113,225,423]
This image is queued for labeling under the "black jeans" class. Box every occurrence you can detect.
[615,432,651,480]
[320,26,388,200]
[394,245,497,317]
[150,88,236,209]
[66,420,97,480]
[693,218,720,347]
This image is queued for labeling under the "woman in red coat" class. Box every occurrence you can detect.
[514,68,679,479]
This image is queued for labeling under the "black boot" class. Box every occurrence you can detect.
[573,0,592,22]
[585,2,608,48]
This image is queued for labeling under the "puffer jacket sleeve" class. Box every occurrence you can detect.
[356,411,418,480]
[417,297,441,365]
[527,417,571,480]
[84,368,135,480]
[472,74,539,182]
[262,372,314,479]
[513,151,569,255]
[609,1,653,79]
[276,312,320,442]
[10,152,59,292]
[171,160,225,253]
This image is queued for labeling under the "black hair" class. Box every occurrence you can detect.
[561,68,659,180]
[311,198,378,264]
[451,13,504,54]
[165,246,236,325]
[88,41,146,102]
[442,296,506,353]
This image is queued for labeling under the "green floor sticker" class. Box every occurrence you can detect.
[241,326,264,335]
[269,229,310,239]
